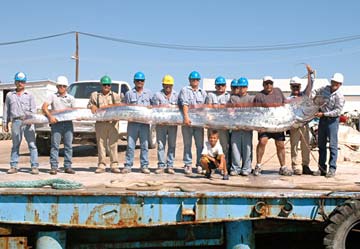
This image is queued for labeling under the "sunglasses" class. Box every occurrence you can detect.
[102,84,111,87]
[57,85,67,88]
[135,80,145,82]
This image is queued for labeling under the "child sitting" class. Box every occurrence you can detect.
[200,130,229,180]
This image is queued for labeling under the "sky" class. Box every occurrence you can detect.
[1,0,360,92]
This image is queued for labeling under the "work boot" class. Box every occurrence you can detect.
[326,170,336,178]
[64,168,75,174]
[302,165,313,175]
[7,167,18,174]
[155,168,164,174]
[49,168,57,175]
[313,168,326,176]
[121,167,132,174]
[30,167,39,175]
[95,167,105,174]
[141,168,150,174]
[293,168,302,175]
[166,168,175,174]
[110,168,121,173]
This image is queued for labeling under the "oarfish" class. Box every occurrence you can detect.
[23,96,322,132]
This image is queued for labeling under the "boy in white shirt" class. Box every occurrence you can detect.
[200,130,229,180]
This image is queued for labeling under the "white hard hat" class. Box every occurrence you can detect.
[290,76,301,85]
[331,73,344,84]
[56,75,69,86]
[263,76,274,83]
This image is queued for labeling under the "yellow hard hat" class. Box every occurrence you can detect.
[162,74,174,85]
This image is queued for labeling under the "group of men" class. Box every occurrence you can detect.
[2,65,345,178]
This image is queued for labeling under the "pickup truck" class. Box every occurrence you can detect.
[35,80,156,155]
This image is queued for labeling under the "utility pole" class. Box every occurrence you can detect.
[75,32,79,82]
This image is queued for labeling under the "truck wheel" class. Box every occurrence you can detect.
[36,136,51,156]
[324,199,360,249]
[148,125,156,149]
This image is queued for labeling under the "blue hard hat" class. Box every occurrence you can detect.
[14,72,27,82]
[238,77,249,87]
[215,76,226,85]
[230,79,238,87]
[134,72,145,80]
[188,71,201,80]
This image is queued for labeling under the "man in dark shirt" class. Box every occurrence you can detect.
[253,76,293,176]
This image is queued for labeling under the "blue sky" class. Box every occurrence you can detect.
[1,0,360,92]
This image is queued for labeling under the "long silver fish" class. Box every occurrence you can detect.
[23,96,322,132]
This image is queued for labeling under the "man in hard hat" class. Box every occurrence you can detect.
[88,75,121,173]
[42,76,76,175]
[178,71,207,175]
[152,75,178,174]
[206,76,230,173]
[229,77,254,176]
[122,72,153,174]
[253,76,293,176]
[287,65,314,175]
[313,72,345,178]
[3,72,39,174]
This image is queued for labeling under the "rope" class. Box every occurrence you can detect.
[0,179,83,190]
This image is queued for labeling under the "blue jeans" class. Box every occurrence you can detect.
[50,121,73,169]
[231,130,253,174]
[125,122,149,168]
[10,120,38,168]
[156,125,177,168]
[181,126,204,166]
[318,117,339,172]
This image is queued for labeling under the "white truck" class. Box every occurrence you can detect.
[35,80,156,155]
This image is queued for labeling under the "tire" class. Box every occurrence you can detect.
[36,136,51,156]
[324,199,360,249]
[148,125,156,149]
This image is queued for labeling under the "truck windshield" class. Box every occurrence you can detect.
[67,83,120,98]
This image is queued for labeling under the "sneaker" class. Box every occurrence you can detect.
[205,170,212,179]
[196,165,203,174]
[293,168,302,175]
[240,171,250,176]
[326,170,336,178]
[223,174,229,180]
[166,168,175,174]
[49,168,57,175]
[95,167,105,174]
[141,168,150,174]
[279,166,293,176]
[31,168,39,175]
[230,171,238,176]
[7,167,18,174]
[110,168,120,174]
[121,167,132,174]
[313,169,326,176]
[155,168,164,174]
[302,165,313,175]
[184,165,192,175]
[253,165,262,176]
[64,168,75,174]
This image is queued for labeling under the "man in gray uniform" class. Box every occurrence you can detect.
[178,71,207,175]
[229,77,254,176]
[152,75,178,174]
[122,72,153,174]
[42,76,75,175]
[206,76,230,172]
[3,72,39,174]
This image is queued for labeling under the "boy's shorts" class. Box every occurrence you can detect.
[258,132,285,141]
[203,155,221,169]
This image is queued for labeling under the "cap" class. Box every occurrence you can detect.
[263,76,274,83]
[290,76,301,85]
[331,73,344,84]
[56,76,69,86]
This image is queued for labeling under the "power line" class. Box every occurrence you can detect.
[1,31,360,52]
[0,31,75,46]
